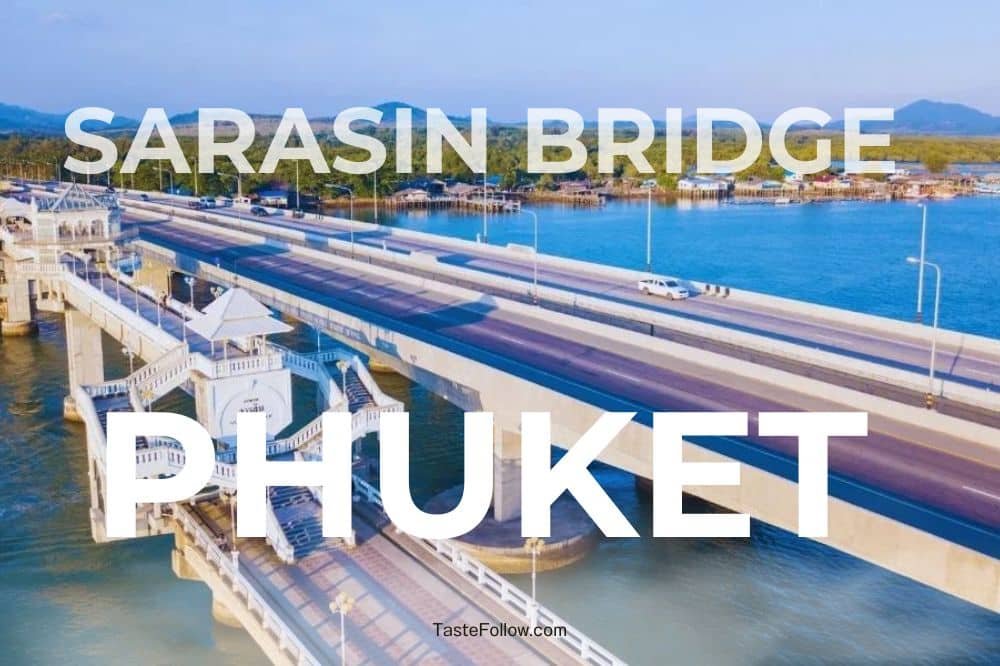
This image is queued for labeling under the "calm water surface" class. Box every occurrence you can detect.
[2,198,998,664]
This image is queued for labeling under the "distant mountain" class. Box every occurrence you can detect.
[890,99,1000,134]
[0,102,138,134]
[6,98,999,136]
[373,101,428,123]
[0,103,65,133]
[828,100,1000,135]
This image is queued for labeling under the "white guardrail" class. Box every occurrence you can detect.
[173,507,319,665]
[351,475,625,666]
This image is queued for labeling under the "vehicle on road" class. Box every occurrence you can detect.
[215,196,233,207]
[250,205,269,216]
[139,193,150,201]
[291,209,305,219]
[187,201,202,209]
[637,277,689,300]
[199,196,216,208]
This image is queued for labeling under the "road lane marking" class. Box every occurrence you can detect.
[962,485,1000,502]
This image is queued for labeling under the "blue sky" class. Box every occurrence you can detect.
[7,0,1000,120]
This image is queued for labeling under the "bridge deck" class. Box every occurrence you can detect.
[135,219,1000,559]
[197,499,548,665]
[122,196,1000,392]
[69,263,246,361]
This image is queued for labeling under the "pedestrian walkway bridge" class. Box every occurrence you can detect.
[0,215,623,663]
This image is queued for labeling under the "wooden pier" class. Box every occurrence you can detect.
[386,194,522,213]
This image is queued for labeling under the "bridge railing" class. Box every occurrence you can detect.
[273,344,347,410]
[173,506,320,665]
[350,475,626,666]
[186,350,285,380]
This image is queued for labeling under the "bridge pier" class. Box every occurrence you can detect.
[1,265,37,337]
[211,596,243,629]
[492,427,522,522]
[131,254,172,297]
[63,309,105,421]
[422,426,599,573]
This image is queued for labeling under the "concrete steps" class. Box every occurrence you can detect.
[268,486,335,559]
[343,368,374,411]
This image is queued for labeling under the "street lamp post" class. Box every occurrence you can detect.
[121,346,136,375]
[907,256,942,406]
[329,592,355,666]
[183,276,195,345]
[482,171,488,243]
[524,537,544,628]
[326,184,355,257]
[336,359,349,404]
[184,275,196,309]
[521,209,539,303]
[915,204,928,322]
[229,491,239,570]
[646,185,653,273]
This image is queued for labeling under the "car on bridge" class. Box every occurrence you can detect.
[250,205,269,217]
[637,277,689,300]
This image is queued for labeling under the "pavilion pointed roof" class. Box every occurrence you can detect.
[185,287,292,341]
[36,182,108,212]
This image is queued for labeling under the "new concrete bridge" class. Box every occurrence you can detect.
[3,183,999,649]
[96,201,998,612]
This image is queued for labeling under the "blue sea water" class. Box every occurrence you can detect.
[1,197,998,664]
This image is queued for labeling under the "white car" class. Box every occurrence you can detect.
[637,277,689,300]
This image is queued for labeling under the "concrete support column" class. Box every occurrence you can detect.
[63,309,105,421]
[1,269,36,336]
[211,595,243,628]
[492,427,522,522]
[132,254,172,297]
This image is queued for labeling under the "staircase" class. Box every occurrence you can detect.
[343,368,375,411]
[267,486,325,560]
[92,391,132,432]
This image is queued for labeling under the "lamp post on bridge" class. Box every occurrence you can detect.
[906,256,942,407]
[219,172,242,221]
[915,204,928,322]
[336,359,349,405]
[229,491,239,571]
[182,276,195,344]
[329,592,355,666]
[521,208,540,304]
[326,184,355,257]
[121,345,136,375]
[524,537,544,628]
[184,275,196,309]
[646,184,653,274]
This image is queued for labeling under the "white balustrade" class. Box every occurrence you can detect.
[173,507,320,665]
[348,475,625,666]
